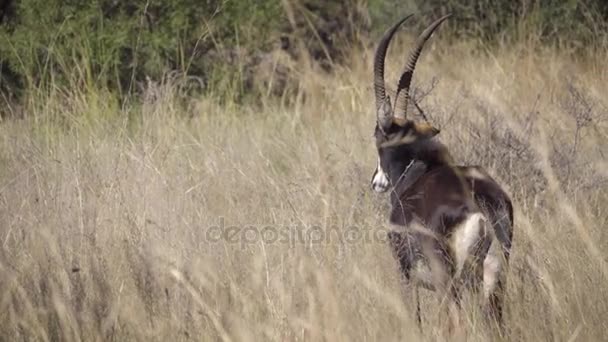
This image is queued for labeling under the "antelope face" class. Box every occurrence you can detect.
[369,13,450,193]
[371,112,440,193]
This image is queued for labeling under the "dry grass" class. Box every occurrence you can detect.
[1,38,607,341]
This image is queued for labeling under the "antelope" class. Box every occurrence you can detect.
[369,14,514,333]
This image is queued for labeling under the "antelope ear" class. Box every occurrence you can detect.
[379,121,440,148]
[412,122,440,138]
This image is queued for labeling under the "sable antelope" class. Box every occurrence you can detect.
[369,14,514,332]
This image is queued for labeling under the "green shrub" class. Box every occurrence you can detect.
[0,0,282,105]
[368,0,608,48]
[1,0,606,116]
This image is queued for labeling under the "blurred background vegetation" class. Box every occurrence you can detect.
[0,0,607,116]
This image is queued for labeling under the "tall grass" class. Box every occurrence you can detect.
[0,30,607,341]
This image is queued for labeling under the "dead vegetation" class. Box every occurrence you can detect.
[0,36,607,341]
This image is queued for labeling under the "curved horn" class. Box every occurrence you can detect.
[374,15,413,128]
[393,14,451,122]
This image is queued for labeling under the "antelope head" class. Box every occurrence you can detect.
[370,14,451,193]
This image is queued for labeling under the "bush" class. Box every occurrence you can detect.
[0,0,606,115]
[368,0,608,48]
[0,0,369,111]
[0,0,282,105]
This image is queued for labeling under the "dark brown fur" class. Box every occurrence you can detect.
[370,14,514,332]
[386,157,513,328]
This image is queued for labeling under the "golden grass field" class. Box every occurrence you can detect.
[0,36,607,341]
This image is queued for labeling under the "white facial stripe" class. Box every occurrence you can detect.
[372,157,390,193]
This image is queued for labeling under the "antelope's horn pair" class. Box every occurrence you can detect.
[374,14,452,129]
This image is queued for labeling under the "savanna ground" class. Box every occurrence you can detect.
[1,8,608,342]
